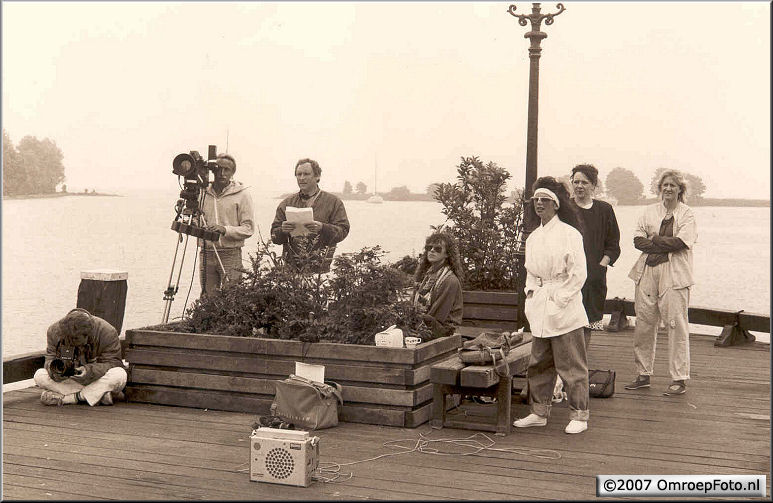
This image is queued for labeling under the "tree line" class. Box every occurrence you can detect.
[603,166,706,204]
[3,129,66,196]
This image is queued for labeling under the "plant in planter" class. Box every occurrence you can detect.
[172,237,433,344]
[433,156,525,291]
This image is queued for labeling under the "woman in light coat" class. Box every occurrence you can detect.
[625,170,697,396]
[513,177,590,434]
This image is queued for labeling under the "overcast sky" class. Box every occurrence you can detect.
[2,1,770,198]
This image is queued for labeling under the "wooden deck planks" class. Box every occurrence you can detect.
[3,329,770,500]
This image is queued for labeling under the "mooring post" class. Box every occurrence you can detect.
[605,297,629,332]
[77,269,128,333]
[715,310,756,347]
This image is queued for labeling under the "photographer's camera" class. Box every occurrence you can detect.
[51,346,78,378]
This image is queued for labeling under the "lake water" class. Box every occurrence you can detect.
[2,191,770,358]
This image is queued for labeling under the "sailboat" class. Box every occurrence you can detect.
[366,156,384,204]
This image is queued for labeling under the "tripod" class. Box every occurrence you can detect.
[161,200,228,324]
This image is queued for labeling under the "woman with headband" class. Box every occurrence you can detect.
[513,176,591,434]
[625,170,697,396]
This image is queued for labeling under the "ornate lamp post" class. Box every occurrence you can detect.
[508,2,565,200]
[507,2,565,330]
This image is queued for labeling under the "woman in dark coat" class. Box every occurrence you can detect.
[412,232,464,339]
[570,164,620,347]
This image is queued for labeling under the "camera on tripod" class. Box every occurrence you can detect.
[50,346,79,378]
[170,144,221,242]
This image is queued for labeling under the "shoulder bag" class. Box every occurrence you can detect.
[270,374,344,430]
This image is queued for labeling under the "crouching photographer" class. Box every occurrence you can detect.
[33,308,127,406]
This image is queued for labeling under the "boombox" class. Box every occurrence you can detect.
[250,428,320,487]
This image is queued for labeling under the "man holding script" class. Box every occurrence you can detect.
[271,158,350,273]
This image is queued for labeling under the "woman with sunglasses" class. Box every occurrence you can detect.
[513,176,590,434]
[412,232,464,339]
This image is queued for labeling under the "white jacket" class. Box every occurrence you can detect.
[524,216,589,338]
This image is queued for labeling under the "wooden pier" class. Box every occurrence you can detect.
[3,328,769,500]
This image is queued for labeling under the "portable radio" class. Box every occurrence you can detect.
[250,427,320,487]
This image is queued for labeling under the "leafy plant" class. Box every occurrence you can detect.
[172,236,432,344]
[433,156,525,291]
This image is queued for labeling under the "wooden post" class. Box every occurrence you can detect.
[715,311,756,347]
[77,269,128,333]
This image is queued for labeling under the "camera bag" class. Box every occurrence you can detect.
[588,369,616,398]
[270,374,343,430]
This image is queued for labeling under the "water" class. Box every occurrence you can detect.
[2,192,770,358]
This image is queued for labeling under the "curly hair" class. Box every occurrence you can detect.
[571,163,598,187]
[414,232,465,283]
[657,169,687,203]
[525,176,584,233]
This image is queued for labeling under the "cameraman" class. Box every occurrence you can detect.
[199,153,255,296]
[34,309,127,406]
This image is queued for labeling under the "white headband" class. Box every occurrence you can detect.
[533,188,560,208]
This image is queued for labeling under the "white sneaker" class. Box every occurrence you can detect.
[513,414,547,428]
[564,420,588,434]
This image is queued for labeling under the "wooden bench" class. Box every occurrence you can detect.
[430,329,532,435]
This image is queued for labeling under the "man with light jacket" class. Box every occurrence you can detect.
[199,153,255,296]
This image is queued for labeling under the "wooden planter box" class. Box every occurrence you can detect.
[462,290,519,330]
[124,328,461,428]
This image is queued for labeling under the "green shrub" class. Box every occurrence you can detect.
[175,238,432,344]
[434,156,525,291]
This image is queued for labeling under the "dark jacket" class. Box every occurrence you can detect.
[270,190,350,272]
[44,308,125,385]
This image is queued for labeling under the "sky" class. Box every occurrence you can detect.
[2,1,770,198]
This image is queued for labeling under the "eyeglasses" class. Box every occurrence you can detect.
[531,197,555,204]
[425,245,445,253]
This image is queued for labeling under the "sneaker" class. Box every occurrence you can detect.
[564,420,588,434]
[663,380,686,396]
[590,320,605,331]
[472,396,497,404]
[513,413,547,428]
[624,375,650,390]
[40,390,65,406]
[99,392,114,406]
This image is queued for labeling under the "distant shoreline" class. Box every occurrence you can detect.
[617,198,770,208]
[274,192,769,207]
[3,192,121,200]
[277,192,435,202]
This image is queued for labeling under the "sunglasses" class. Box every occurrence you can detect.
[425,244,445,253]
[531,197,555,204]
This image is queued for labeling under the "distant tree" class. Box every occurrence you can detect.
[343,180,353,195]
[386,185,411,200]
[606,167,644,204]
[426,183,441,197]
[649,167,706,203]
[355,181,367,194]
[61,184,67,193]
[2,130,23,196]
[16,135,65,194]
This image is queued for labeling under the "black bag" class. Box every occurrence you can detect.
[588,369,615,398]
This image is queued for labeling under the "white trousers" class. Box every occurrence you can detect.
[633,263,691,380]
[34,367,127,406]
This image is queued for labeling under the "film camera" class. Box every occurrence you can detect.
[170,144,221,242]
[50,346,79,378]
